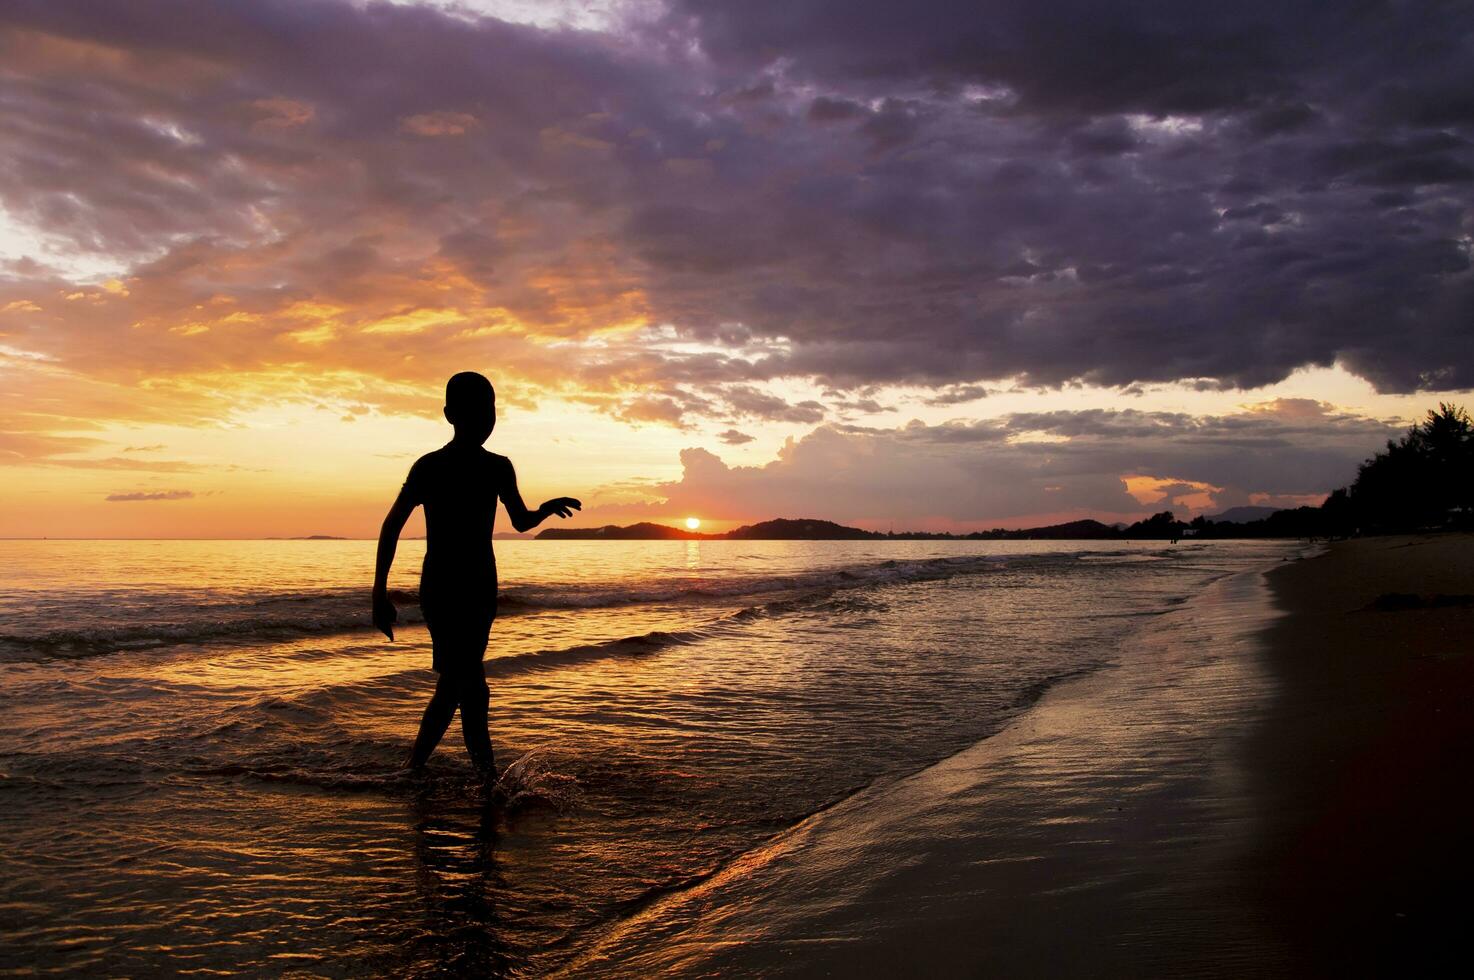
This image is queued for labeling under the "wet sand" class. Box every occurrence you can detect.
[1249,533,1474,976]
[561,535,1474,977]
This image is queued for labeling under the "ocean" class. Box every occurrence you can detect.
[0,538,1303,975]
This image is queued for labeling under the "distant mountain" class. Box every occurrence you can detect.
[725,518,879,540]
[535,510,1322,542]
[961,518,1121,540]
[1208,506,1279,524]
[264,534,350,540]
[538,518,874,540]
[536,521,720,540]
[1013,519,1118,539]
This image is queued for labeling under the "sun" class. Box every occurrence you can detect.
[685,517,701,530]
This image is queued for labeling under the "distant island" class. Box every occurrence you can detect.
[539,404,1474,542]
[541,516,1198,541]
[539,518,877,541]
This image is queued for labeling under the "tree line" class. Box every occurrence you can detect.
[1132,403,1473,539]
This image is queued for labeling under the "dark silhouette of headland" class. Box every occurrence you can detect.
[539,518,877,541]
[540,516,1138,540]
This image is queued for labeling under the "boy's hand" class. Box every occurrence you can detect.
[541,497,582,519]
[372,589,398,641]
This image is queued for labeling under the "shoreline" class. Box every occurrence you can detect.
[558,549,1293,975]
[557,534,1473,977]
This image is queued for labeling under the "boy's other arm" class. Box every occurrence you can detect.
[498,460,581,533]
[372,487,417,640]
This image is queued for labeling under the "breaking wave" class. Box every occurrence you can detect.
[0,553,1023,661]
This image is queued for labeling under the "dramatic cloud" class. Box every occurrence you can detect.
[719,385,826,424]
[605,405,1405,529]
[923,386,993,407]
[1,0,1470,426]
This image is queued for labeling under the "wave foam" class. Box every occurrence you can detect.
[0,554,1014,661]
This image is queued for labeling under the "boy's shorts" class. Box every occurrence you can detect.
[420,589,496,674]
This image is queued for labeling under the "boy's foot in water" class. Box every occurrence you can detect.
[400,750,432,779]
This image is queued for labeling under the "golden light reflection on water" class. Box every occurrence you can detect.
[561,571,1287,978]
[0,539,1301,975]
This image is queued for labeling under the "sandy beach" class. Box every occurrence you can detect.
[561,534,1474,977]
[1249,534,1474,976]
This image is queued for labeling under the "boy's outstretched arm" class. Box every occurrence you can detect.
[499,460,581,533]
[372,488,416,640]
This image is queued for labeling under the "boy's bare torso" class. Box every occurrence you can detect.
[403,443,512,598]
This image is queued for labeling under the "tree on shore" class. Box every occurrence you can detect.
[1341,403,1472,532]
[1124,404,1472,540]
[1123,510,1183,538]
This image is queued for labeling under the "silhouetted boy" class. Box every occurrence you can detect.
[373,372,580,776]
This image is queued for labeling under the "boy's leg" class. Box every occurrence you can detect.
[456,663,495,777]
[407,673,460,768]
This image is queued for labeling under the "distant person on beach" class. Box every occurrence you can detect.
[372,372,581,777]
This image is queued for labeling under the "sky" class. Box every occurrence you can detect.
[1,0,1472,537]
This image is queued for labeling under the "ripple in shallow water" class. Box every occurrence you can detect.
[0,539,1304,975]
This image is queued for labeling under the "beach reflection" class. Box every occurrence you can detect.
[406,788,512,977]
[0,539,1303,974]
[560,568,1289,977]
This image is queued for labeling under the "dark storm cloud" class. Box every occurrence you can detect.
[923,385,993,406]
[807,96,865,123]
[1,0,1471,421]
[655,0,1474,392]
[670,1,1445,118]
[719,385,826,423]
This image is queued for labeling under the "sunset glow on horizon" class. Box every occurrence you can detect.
[2,1,1470,539]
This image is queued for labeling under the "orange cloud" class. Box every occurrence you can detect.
[1122,474,1224,512]
[401,111,480,137]
[1243,397,1337,420]
[248,98,315,131]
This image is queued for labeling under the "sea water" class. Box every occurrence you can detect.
[0,538,1301,974]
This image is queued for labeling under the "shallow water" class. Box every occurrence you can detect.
[0,539,1301,974]
[565,560,1296,976]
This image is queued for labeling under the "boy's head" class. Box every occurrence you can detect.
[444,371,496,443]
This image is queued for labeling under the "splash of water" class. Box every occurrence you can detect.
[493,748,585,812]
